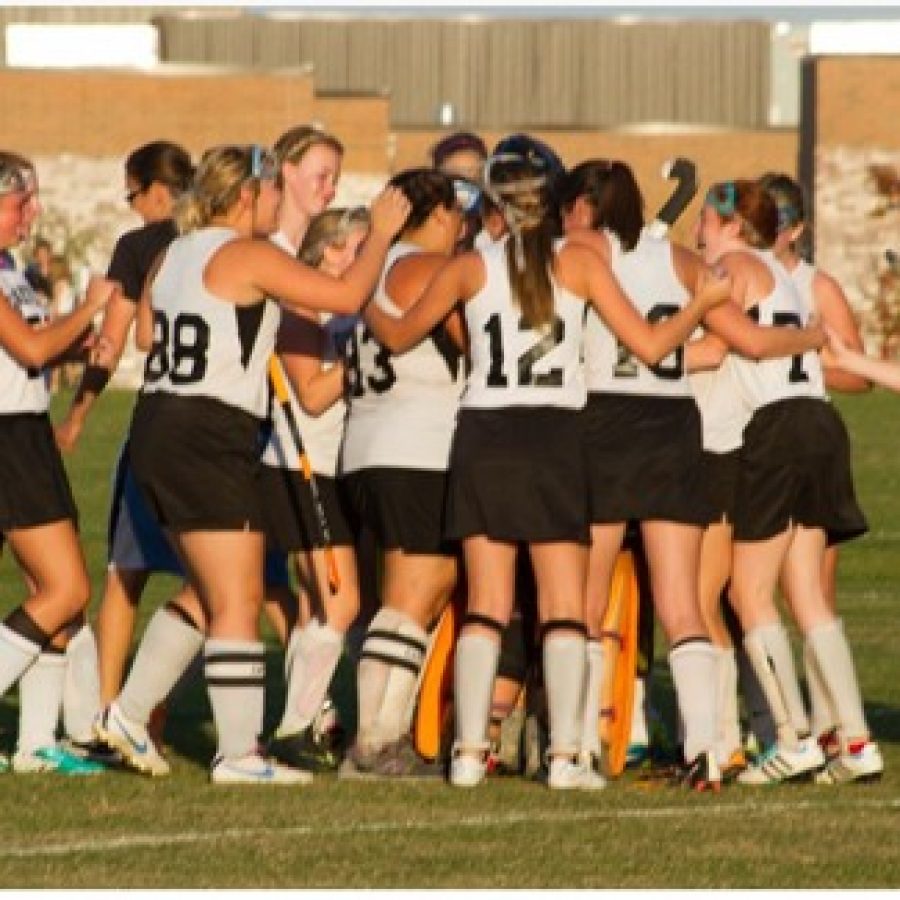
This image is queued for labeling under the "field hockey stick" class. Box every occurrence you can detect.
[267,356,341,594]
[646,158,699,239]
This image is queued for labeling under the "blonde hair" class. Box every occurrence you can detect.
[299,207,370,268]
[174,145,257,234]
[274,125,344,189]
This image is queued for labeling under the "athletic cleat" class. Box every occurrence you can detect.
[211,752,313,785]
[268,726,339,773]
[12,744,105,776]
[815,741,884,785]
[549,755,607,791]
[737,738,824,786]
[721,748,748,783]
[94,702,170,777]
[625,742,651,768]
[63,738,123,768]
[338,736,444,780]
[817,727,841,761]
[449,748,488,788]
[672,751,722,793]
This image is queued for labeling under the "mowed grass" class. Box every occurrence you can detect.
[0,387,898,889]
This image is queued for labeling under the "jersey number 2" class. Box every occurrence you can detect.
[484,313,565,387]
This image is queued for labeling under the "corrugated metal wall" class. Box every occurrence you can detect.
[155,17,770,129]
[0,9,770,129]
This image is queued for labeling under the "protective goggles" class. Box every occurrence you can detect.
[0,163,28,197]
[249,145,278,182]
[453,178,482,215]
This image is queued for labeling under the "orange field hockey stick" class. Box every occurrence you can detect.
[268,356,341,594]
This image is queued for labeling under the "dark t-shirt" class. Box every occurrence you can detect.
[107,219,178,303]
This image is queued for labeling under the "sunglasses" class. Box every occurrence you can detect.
[452,178,482,215]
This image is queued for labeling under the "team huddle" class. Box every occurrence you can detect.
[0,126,888,791]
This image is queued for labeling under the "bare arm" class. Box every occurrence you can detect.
[363,254,478,354]
[0,276,115,370]
[824,325,900,393]
[209,187,411,317]
[276,311,345,417]
[562,244,730,366]
[685,331,728,373]
[702,299,824,360]
[56,292,139,451]
[813,269,871,393]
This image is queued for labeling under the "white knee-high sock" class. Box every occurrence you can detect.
[735,641,778,749]
[118,608,205,725]
[0,615,47,698]
[669,638,718,764]
[204,638,266,760]
[356,608,427,751]
[580,639,603,760]
[278,619,344,736]
[63,623,101,743]
[743,623,808,749]
[803,635,837,740]
[715,646,742,765]
[629,674,650,747]
[806,618,869,745]
[544,631,586,759]
[17,650,65,754]
[453,631,500,752]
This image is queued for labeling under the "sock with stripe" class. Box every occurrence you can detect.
[205,638,266,760]
[356,608,427,751]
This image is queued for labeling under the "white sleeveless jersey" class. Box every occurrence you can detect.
[141,227,281,419]
[688,356,751,453]
[261,232,348,477]
[462,237,586,410]
[0,267,52,415]
[340,242,466,473]
[726,249,826,412]
[584,230,691,397]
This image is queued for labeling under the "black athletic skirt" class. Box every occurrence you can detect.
[732,398,868,545]
[582,392,711,526]
[445,405,590,544]
[701,448,741,526]
[260,465,354,552]
[341,467,456,556]
[128,392,265,533]
[0,413,78,531]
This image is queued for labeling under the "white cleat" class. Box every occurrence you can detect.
[548,755,607,791]
[94,701,170,777]
[210,752,313,785]
[815,741,884,785]
[737,737,824,786]
[449,749,488,788]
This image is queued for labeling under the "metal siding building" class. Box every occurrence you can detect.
[0,9,771,130]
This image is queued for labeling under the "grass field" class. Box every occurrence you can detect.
[0,387,898,889]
